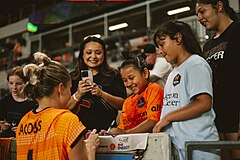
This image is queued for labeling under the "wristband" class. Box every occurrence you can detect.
[72,93,80,101]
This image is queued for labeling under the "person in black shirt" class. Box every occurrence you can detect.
[67,36,127,132]
[195,0,240,159]
[0,66,37,137]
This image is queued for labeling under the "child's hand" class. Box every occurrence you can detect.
[108,127,126,135]
[152,116,170,133]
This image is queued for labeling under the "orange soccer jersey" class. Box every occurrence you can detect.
[16,108,87,160]
[118,83,163,130]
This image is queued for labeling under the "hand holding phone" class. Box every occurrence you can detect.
[81,70,93,85]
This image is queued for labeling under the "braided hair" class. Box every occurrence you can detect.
[120,50,148,73]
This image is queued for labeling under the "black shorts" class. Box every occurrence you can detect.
[215,109,239,133]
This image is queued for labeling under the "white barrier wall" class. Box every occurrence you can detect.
[96,133,173,160]
[7,133,174,160]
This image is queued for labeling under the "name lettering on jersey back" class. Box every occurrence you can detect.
[18,120,42,135]
[164,93,180,106]
[204,41,227,62]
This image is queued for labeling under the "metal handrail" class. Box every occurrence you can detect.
[185,141,240,160]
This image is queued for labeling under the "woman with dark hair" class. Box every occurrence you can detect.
[152,20,219,160]
[0,66,37,138]
[67,36,127,132]
[195,0,240,159]
[16,52,99,160]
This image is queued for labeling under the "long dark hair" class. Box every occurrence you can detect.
[72,36,116,80]
[195,0,239,21]
[153,20,202,56]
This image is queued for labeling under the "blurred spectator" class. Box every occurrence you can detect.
[106,41,119,62]
[137,35,150,46]
[0,38,15,67]
[12,38,26,61]
[138,43,172,88]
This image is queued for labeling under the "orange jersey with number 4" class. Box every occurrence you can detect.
[118,83,163,130]
[16,108,86,160]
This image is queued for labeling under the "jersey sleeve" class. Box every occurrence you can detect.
[56,112,87,153]
[187,62,213,100]
[117,100,128,130]
[146,84,164,122]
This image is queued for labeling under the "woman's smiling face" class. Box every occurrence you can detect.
[83,41,104,70]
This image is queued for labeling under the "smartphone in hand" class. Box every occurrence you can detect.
[81,70,93,84]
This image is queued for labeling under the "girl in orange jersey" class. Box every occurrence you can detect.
[103,52,164,135]
[16,52,99,160]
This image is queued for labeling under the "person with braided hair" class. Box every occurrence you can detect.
[152,20,219,160]
[101,52,164,135]
[195,0,240,159]
[16,52,100,160]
